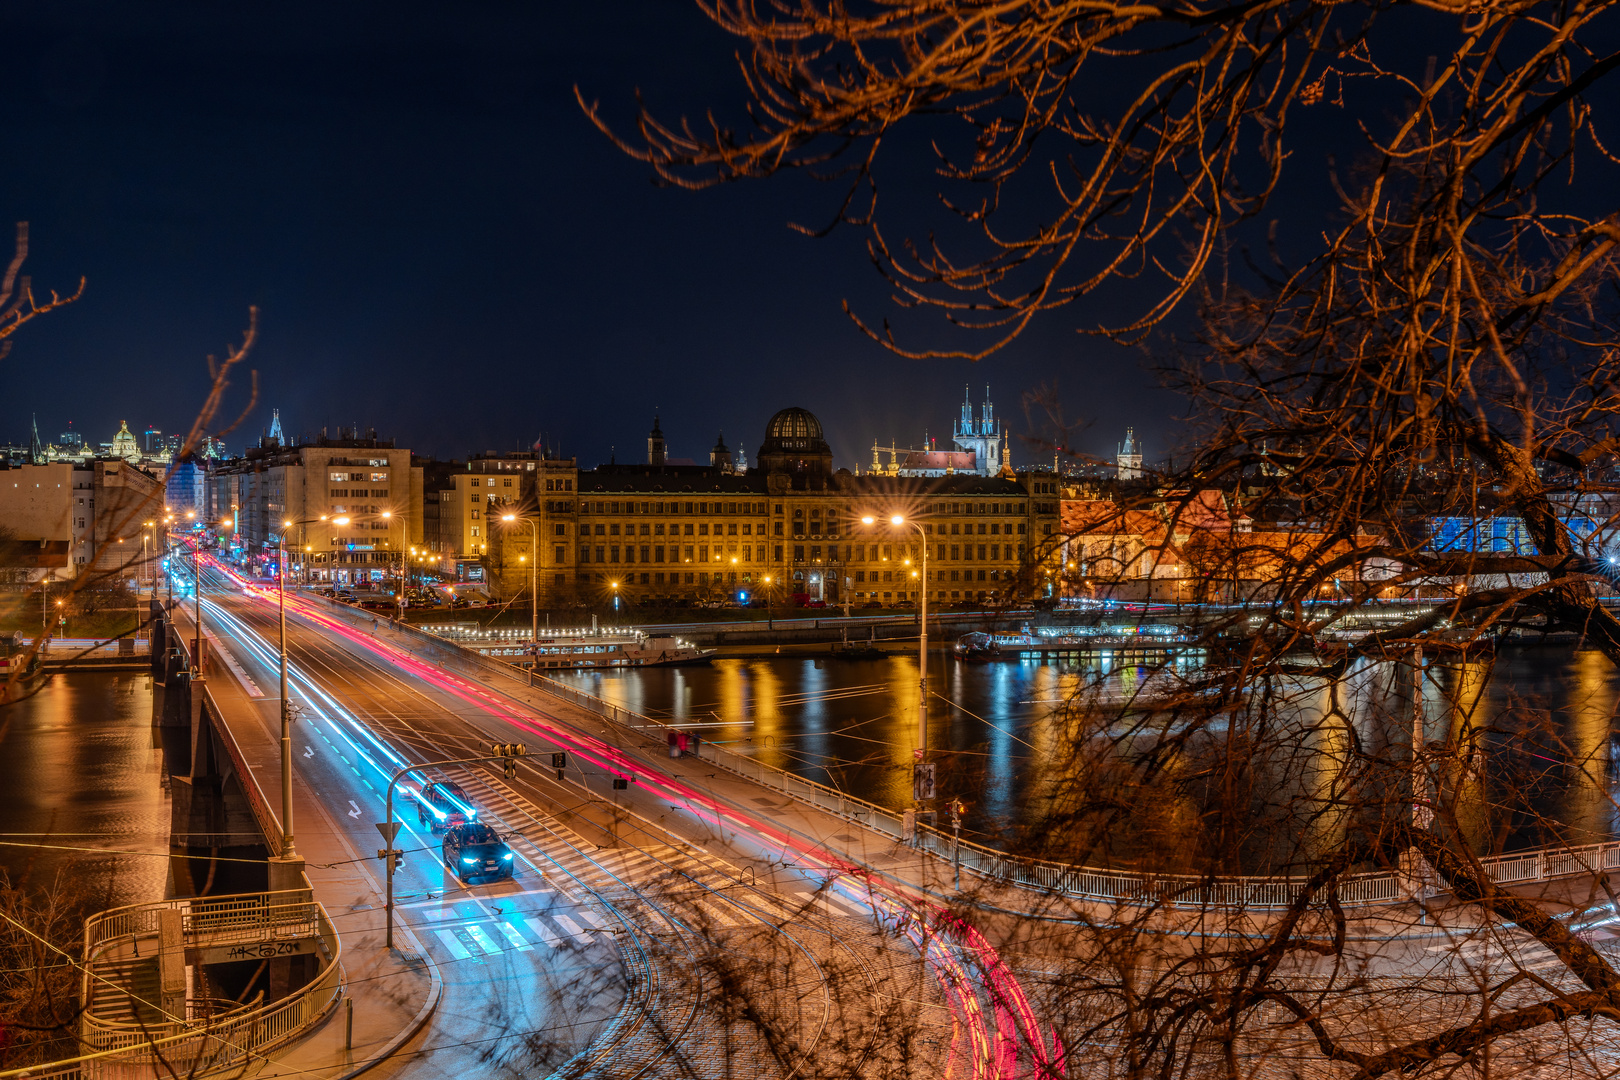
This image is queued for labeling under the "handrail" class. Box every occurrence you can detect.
[376,604,1620,910]
[10,891,343,1079]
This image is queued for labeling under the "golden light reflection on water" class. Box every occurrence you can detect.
[0,673,169,907]
[558,647,1620,864]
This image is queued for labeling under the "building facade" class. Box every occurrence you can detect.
[205,433,423,584]
[477,407,1063,607]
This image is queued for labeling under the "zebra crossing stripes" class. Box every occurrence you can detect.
[552,913,593,945]
[465,924,505,956]
[435,928,473,960]
[793,889,868,918]
[496,921,533,951]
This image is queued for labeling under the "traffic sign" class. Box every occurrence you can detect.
[375,821,401,844]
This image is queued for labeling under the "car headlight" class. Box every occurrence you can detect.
[501,853,513,860]
[463,856,478,864]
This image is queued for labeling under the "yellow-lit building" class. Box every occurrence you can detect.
[481,407,1064,607]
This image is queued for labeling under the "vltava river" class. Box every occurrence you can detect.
[554,647,1620,870]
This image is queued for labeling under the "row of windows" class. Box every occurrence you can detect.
[329,471,389,482]
[468,477,515,488]
[328,488,387,498]
[577,571,752,586]
[580,544,769,564]
[582,500,768,516]
[582,521,765,537]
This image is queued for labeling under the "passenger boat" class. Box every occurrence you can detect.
[954,624,1203,661]
[0,632,41,681]
[455,628,714,670]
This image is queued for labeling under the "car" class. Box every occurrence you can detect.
[450,596,473,609]
[895,600,916,609]
[415,780,476,833]
[861,600,883,609]
[441,822,513,884]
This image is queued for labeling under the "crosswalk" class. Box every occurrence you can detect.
[429,907,604,961]
[412,766,878,965]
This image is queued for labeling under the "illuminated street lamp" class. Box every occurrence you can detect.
[862,512,931,814]
[266,512,348,860]
[500,512,539,651]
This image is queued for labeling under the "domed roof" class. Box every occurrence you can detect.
[764,407,823,443]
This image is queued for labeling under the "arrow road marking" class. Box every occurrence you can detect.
[303,746,314,758]
[348,800,362,819]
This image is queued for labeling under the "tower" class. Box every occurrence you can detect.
[267,408,284,446]
[647,414,666,466]
[951,385,1002,476]
[710,432,734,473]
[28,414,41,464]
[1117,427,1143,481]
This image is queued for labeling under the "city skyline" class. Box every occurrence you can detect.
[0,4,1170,471]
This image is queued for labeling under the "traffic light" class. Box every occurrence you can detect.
[552,751,567,780]
[491,742,526,780]
[377,847,403,873]
[612,777,629,790]
[392,850,404,872]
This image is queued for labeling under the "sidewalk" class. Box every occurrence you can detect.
[173,609,442,1079]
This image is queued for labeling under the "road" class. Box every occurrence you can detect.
[184,559,1038,1078]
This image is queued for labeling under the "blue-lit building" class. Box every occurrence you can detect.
[1427,512,1604,556]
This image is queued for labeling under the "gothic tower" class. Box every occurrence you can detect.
[1117,427,1143,481]
[647,414,666,466]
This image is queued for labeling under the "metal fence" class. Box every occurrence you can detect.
[375,605,1620,911]
[2,889,341,1080]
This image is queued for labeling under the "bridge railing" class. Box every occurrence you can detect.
[363,602,1620,911]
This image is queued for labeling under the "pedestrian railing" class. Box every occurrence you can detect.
[0,888,341,1080]
[369,606,1620,912]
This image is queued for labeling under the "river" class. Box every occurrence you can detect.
[552,646,1620,870]
[0,672,172,910]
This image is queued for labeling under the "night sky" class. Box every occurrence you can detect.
[0,4,1191,469]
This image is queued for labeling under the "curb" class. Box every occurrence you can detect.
[332,924,444,1080]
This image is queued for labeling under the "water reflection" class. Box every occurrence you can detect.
[0,673,169,908]
[558,646,1620,867]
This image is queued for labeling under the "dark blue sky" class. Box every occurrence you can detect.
[0,4,1230,469]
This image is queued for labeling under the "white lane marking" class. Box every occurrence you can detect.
[552,913,592,945]
[497,922,532,951]
[347,800,362,819]
[521,915,562,948]
[575,907,609,931]
[303,745,314,758]
[465,924,503,956]
[794,890,863,917]
[434,929,472,960]
[697,899,740,928]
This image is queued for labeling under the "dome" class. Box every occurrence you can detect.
[764,407,824,445]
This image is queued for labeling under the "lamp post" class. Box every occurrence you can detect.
[270,513,348,860]
[500,513,539,649]
[863,513,931,812]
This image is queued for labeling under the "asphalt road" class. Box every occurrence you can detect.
[189,562,985,1079]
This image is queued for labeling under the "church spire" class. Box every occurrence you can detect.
[29,414,41,464]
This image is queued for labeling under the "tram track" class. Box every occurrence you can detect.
[198,574,941,1078]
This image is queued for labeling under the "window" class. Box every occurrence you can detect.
[742,523,751,535]
[774,545,783,561]
[555,523,566,536]
[698,524,709,536]
[793,545,805,562]
[371,472,388,481]
[728,524,738,535]
[639,523,650,536]
[951,523,961,535]
[774,504,784,515]
[471,479,481,487]
[684,523,695,536]
[555,546,566,563]
[471,510,481,520]
[471,526,480,537]
[774,522,783,536]
[503,479,512,487]
[610,546,620,563]
[609,524,620,536]
[329,471,347,481]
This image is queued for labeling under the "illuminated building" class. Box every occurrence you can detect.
[481,407,1064,609]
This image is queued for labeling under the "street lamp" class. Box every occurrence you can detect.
[500,513,539,650]
[862,513,931,812]
[267,513,349,860]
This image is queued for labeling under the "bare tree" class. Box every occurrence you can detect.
[583,6,1620,1076]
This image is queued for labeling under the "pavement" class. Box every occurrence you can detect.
[188,649,442,1080]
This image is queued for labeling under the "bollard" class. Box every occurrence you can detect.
[345,997,353,1050]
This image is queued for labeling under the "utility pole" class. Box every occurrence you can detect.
[379,745,524,949]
